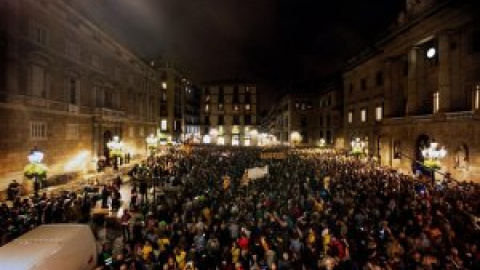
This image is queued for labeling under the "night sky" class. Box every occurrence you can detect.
[68,0,405,107]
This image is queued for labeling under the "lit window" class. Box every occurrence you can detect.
[161,120,167,131]
[234,104,239,111]
[474,85,480,110]
[162,82,167,89]
[129,127,135,137]
[375,106,383,121]
[204,104,209,112]
[30,122,47,140]
[245,104,251,111]
[218,103,224,111]
[348,111,353,123]
[361,109,367,122]
[139,127,144,136]
[433,92,440,113]
[218,126,224,135]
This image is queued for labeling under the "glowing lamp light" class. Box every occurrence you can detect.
[28,150,44,164]
[426,47,436,59]
[351,137,365,155]
[422,141,447,169]
[146,134,158,146]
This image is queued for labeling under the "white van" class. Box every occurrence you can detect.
[0,224,97,270]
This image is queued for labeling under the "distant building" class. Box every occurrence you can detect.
[318,80,344,148]
[263,92,320,146]
[0,0,161,187]
[343,0,480,181]
[201,82,258,146]
[153,62,192,142]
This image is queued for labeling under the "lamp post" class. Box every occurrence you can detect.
[350,137,365,159]
[290,131,302,147]
[107,136,124,171]
[146,134,158,156]
[24,148,47,195]
[318,138,326,148]
[421,141,447,183]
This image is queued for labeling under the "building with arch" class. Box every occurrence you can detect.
[0,0,161,188]
[343,0,480,182]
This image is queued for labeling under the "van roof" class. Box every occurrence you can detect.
[14,224,89,244]
[0,224,94,270]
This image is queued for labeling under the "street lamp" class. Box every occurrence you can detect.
[318,138,326,148]
[107,136,124,170]
[421,141,447,182]
[351,137,365,158]
[24,148,47,195]
[290,131,302,147]
[146,134,158,156]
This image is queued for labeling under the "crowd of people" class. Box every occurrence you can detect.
[96,146,479,270]
[0,145,479,270]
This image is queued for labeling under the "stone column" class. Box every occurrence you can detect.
[383,58,393,117]
[406,47,420,115]
[437,32,451,112]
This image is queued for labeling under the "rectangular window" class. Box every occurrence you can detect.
[162,82,167,89]
[348,111,353,124]
[114,67,121,80]
[139,127,145,136]
[31,65,46,98]
[65,40,80,60]
[161,89,167,101]
[67,78,79,104]
[376,71,384,86]
[30,122,47,140]
[245,104,251,111]
[433,92,440,113]
[218,115,224,125]
[361,78,367,90]
[474,86,480,110]
[33,24,48,45]
[361,108,367,122]
[204,104,209,113]
[234,104,239,111]
[129,126,135,137]
[66,123,79,140]
[245,115,251,125]
[218,103,224,111]
[161,120,167,131]
[91,54,101,69]
[375,105,383,121]
[471,30,480,54]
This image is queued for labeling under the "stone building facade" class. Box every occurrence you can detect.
[263,93,320,146]
[343,0,480,182]
[0,0,161,187]
[154,63,192,142]
[201,82,258,146]
[318,81,344,148]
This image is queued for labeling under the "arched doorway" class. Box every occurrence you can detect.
[413,134,430,175]
[103,130,112,164]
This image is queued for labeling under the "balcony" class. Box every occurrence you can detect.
[94,107,126,121]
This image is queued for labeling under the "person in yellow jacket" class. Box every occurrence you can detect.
[142,240,153,261]
[231,242,241,264]
[174,247,187,269]
[322,228,331,255]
